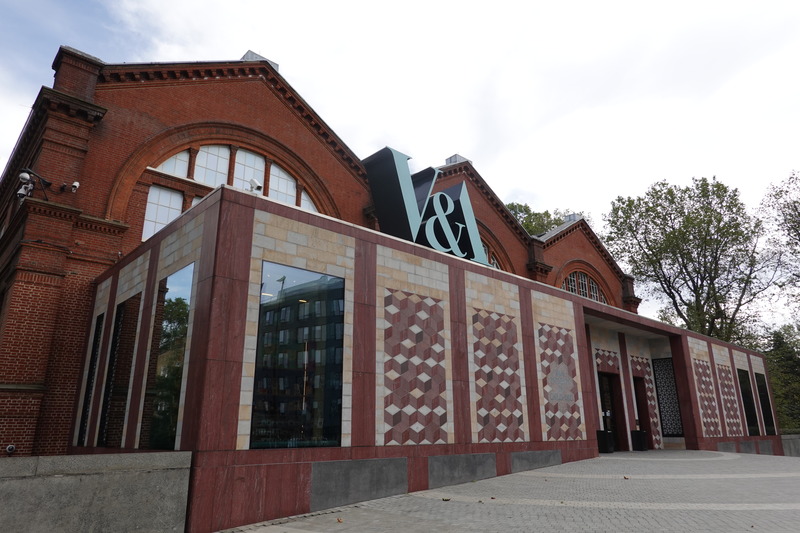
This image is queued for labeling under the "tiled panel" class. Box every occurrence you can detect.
[530,290,584,442]
[732,349,749,370]
[537,323,585,441]
[382,289,449,445]
[470,308,525,442]
[594,349,619,374]
[156,210,205,281]
[465,271,527,443]
[630,356,663,449]
[116,250,151,303]
[589,326,620,353]
[238,210,357,449]
[693,359,722,437]
[750,355,765,374]
[687,337,710,362]
[711,344,730,366]
[93,278,112,317]
[716,364,743,437]
[375,246,453,446]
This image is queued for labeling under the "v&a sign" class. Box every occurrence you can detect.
[363,147,489,266]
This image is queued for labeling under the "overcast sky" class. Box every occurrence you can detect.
[2,0,800,320]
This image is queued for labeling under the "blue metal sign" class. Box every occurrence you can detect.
[363,147,489,266]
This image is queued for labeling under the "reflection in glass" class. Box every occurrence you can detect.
[738,368,760,436]
[140,263,194,449]
[98,295,141,447]
[250,261,344,448]
[755,373,776,435]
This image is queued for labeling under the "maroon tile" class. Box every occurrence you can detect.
[351,371,376,447]
[408,456,429,492]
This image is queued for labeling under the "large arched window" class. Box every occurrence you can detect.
[561,271,607,304]
[144,143,319,240]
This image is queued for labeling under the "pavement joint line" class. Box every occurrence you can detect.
[413,492,800,511]
[519,471,800,479]
[595,452,740,461]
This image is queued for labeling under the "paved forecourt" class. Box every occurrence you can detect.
[227,450,800,532]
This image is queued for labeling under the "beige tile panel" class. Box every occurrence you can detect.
[116,250,151,303]
[732,349,749,370]
[589,325,620,354]
[530,289,576,332]
[711,344,731,366]
[625,335,652,359]
[687,337,710,362]
[750,354,765,374]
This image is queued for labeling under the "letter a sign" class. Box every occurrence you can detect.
[363,147,489,266]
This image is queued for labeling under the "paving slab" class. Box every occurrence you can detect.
[225,450,800,533]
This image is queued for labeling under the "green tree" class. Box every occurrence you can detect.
[506,202,586,236]
[766,171,800,286]
[765,325,800,432]
[603,177,780,344]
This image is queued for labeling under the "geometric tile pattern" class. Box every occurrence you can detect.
[471,309,525,443]
[595,348,619,374]
[538,323,584,441]
[652,358,684,437]
[631,356,663,449]
[693,358,722,437]
[383,288,449,445]
[716,364,744,437]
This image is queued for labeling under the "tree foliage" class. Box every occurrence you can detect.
[603,177,780,343]
[506,202,586,236]
[765,325,800,432]
[766,170,800,283]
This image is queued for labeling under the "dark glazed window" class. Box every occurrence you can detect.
[98,295,141,447]
[78,313,105,446]
[140,263,194,449]
[755,373,776,435]
[738,368,760,436]
[250,261,344,448]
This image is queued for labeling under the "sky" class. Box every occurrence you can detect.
[2,0,800,320]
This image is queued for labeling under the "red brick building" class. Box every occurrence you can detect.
[0,47,782,531]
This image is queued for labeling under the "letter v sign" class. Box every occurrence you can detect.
[363,147,489,266]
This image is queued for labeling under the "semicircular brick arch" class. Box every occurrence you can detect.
[106,122,341,222]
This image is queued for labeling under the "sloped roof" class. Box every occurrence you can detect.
[539,216,628,281]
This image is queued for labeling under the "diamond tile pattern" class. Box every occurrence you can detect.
[716,364,744,437]
[471,308,525,443]
[538,323,584,441]
[595,348,619,374]
[693,359,722,437]
[631,356,663,449]
[383,289,448,445]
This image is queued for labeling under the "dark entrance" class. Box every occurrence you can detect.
[633,376,653,450]
[598,372,629,451]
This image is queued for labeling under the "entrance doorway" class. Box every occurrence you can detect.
[598,372,629,451]
[633,376,653,449]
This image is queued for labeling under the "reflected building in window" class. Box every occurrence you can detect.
[250,261,345,448]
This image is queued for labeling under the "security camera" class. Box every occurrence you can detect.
[18,172,32,184]
[17,184,32,199]
[249,178,263,192]
[71,181,80,193]
[5,444,15,454]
